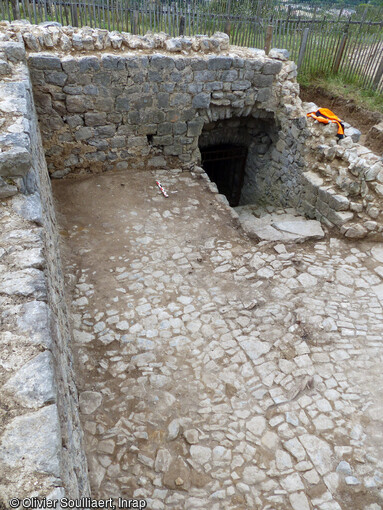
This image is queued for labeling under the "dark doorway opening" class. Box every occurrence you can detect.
[201,144,248,207]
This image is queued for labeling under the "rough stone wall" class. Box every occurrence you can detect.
[20,32,307,211]
[0,39,89,501]
[300,102,383,239]
[26,50,292,178]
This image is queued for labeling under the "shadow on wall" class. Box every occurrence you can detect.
[198,114,279,208]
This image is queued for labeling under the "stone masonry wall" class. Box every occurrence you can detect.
[300,102,383,239]
[27,49,290,174]
[25,39,308,211]
[0,38,90,502]
[2,22,383,235]
[0,21,307,213]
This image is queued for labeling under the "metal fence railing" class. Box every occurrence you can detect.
[1,0,382,93]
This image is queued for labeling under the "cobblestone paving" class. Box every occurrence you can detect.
[53,169,383,510]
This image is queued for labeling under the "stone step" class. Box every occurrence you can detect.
[235,205,325,243]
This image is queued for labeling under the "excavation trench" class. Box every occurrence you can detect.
[2,25,383,508]
[53,168,383,510]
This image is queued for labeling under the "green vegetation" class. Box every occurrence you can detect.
[299,71,383,114]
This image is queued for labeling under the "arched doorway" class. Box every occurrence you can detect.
[198,114,278,208]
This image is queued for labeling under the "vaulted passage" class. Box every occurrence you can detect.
[200,144,248,206]
[198,115,279,209]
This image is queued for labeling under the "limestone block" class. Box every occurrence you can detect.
[0,59,11,76]
[204,81,224,92]
[79,56,101,73]
[72,33,83,50]
[269,48,290,60]
[95,125,116,138]
[100,53,121,69]
[0,268,46,299]
[222,69,238,81]
[17,301,52,348]
[180,37,192,52]
[12,193,43,225]
[212,31,229,48]
[115,96,130,112]
[110,32,123,49]
[153,135,173,146]
[170,93,191,107]
[364,162,382,181]
[29,54,62,70]
[23,32,40,51]
[232,80,251,91]
[66,114,83,128]
[207,56,232,70]
[3,351,56,408]
[194,69,216,82]
[165,38,182,52]
[192,92,211,109]
[164,144,183,156]
[252,74,274,87]
[344,125,361,143]
[74,127,94,141]
[0,405,61,477]
[150,54,175,71]
[0,147,31,178]
[338,135,353,149]
[0,176,17,197]
[327,193,349,211]
[157,122,173,136]
[85,112,107,127]
[57,32,70,51]
[326,209,354,227]
[365,220,377,231]
[81,35,94,51]
[257,88,271,102]
[3,41,25,63]
[45,71,67,87]
[263,60,283,75]
[344,223,368,239]
[66,95,93,113]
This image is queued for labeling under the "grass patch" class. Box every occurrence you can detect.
[298,71,383,115]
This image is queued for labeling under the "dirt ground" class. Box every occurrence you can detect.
[300,85,383,156]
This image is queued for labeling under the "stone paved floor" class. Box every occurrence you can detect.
[53,168,383,510]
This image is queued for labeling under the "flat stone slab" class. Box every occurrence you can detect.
[273,219,324,238]
[235,206,325,243]
[371,245,383,263]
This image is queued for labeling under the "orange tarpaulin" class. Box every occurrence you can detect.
[307,108,345,139]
